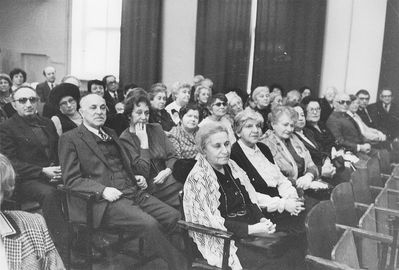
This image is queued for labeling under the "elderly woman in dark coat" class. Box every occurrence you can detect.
[119,91,182,208]
[49,83,82,135]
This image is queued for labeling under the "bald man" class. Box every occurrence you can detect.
[58,94,187,269]
[36,66,57,104]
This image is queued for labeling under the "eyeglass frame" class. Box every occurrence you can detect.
[13,97,39,104]
[337,100,351,105]
[59,98,77,107]
[212,101,227,107]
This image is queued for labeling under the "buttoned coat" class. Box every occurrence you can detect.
[58,124,138,228]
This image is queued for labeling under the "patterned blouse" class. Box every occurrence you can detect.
[168,124,198,159]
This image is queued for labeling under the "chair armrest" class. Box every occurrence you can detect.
[177,220,233,240]
[335,224,398,247]
[305,255,358,270]
[57,184,99,201]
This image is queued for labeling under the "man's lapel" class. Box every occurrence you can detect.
[78,125,112,169]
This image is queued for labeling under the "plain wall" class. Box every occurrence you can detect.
[320,0,387,102]
[0,0,70,83]
[161,0,197,88]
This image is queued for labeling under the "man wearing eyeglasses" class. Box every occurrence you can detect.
[368,89,399,140]
[102,75,124,114]
[0,86,67,258]
[326,93,373,155]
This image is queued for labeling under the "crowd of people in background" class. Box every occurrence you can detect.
[0,65,399,270]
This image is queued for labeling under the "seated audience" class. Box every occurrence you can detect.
[292,104,347,185]
[251,86,271,133]
[348,95,387,144]
[225,91,243,124]
[230,110,305,233]
[199,93,236,144]
[165,82,191,125]
[368,89,399,140]
[270,83,284,96]
[193,85,211,122]
[9,68,27,91]
[0,154,65,270]
[285,90,301,106]
[326,93,391,172]
[355,89,376,128]
[326,93,374,157]
[58,93,187,270]
[261,106,329,208]
[148,83,176,131]
[0,73,15,120]
[184,122,290,270]
[319,86,337,124]
[299,86,311,100]
[168,103,199,160]
[49,83,82,135]
[0,86,67,257]
[119,92,182,208]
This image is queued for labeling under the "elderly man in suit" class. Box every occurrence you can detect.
[326,93,372,155]
[0,86,67,255]
[58,93,187,270]
[368,89,399,140]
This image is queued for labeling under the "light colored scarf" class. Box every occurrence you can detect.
[183,154,259,270]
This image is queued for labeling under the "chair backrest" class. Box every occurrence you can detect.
[305,200,338,259]
[331,230,360,269]
[367,157,383,187]
[330,183,358,227]
[350,168,372,204]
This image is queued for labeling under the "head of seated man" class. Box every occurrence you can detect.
[379,89,393,106]
[79,93,107,130]
[11,86,40,118]
[333,93,351,112]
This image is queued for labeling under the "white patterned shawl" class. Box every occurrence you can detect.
[183,154,260,270]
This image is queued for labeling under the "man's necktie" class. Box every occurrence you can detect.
[364,108,372,123]
[99,130,111,141]
[384,104,389,112]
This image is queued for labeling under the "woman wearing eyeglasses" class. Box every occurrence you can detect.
[184,122,301,270]
[49,83,82,135]
[199,93,236,143]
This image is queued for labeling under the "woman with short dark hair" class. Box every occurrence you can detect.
[148,83,175,131]
[120,92,182,207]
[9,68,27,91]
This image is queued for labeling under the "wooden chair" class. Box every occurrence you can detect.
[57,185,156,270]
[177,192,233,270]
[350,167,399,205]
[178,192,289,270]
[305,200,398,270]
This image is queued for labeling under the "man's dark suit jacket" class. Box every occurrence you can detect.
[368,101,399,139]
[0,114,59,183]
[58,124,138,228]
[36,81,51,103]
[326,111,363,152]
[104,90,124,115]
[319,98,334,124]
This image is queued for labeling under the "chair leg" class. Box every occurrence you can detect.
[86,228,93,270]
[66,223,73,270]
